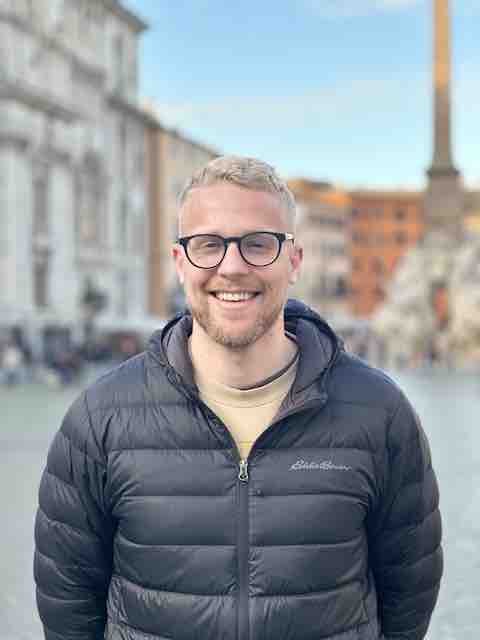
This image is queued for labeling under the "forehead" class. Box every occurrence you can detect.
[179,183,290,235]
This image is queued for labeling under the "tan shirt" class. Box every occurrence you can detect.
[193,350,299,460]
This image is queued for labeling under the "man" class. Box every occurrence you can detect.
[34,156,443,640]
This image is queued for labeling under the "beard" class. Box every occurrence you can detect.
[188,288,284,350]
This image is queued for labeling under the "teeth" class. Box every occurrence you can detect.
[216,292,256,301]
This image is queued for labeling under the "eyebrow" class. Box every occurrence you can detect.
[180,229,281,236]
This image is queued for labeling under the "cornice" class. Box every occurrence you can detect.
[426,165,460,179]
[0,133,29,152]
[102,1,148,33]
[0,79,82,122]
[349,189,422,200]
[108,91,158,125]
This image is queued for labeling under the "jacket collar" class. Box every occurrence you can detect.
[147,298,342,396]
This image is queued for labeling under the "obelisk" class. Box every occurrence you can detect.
[425,0,463,238]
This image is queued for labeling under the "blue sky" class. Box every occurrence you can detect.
[125,0,479,189]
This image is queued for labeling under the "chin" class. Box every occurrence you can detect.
[190,292,284,349]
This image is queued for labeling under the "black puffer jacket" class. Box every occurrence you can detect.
[34,300,442,640]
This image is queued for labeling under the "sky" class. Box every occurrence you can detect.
[125,0,479,190]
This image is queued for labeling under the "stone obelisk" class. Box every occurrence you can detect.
[425,0,463,238]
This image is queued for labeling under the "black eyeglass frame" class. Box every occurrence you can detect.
[177,231,295,269]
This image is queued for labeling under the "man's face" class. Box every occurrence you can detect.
[172,183,302,350]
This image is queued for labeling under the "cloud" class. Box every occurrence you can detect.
[146,70,429,133]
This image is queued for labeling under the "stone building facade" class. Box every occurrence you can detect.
[288,179,351,322]
[0,0,150,355]
[146,115,218,317]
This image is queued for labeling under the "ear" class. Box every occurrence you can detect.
[172,244,185,285]
[288,244,303,285]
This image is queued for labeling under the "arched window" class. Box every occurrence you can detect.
[76,151,105,247]
[33,249,50,309]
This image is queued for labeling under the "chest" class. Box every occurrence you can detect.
[106,443,377,548]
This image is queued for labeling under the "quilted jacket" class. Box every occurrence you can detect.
[34,300,443,640]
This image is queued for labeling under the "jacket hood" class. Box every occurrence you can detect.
[147,298,342,396]
[147,299,343,392]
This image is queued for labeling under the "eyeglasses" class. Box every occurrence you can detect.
[177,231,295,269]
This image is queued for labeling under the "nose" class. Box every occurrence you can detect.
[217,240,250,276]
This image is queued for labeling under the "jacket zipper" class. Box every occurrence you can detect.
[204,396,328,640]
[238,458,249,640]
[234,398,327,640]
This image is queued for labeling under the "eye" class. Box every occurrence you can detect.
[243,234,276,252]
[192,236,223,252]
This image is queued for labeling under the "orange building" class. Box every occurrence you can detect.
[349,191,425,317]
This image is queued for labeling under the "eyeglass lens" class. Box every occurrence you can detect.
[187,233,280,267]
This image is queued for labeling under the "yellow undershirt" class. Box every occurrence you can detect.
[192,347,299,459]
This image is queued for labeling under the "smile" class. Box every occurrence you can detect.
[213,291,258,302]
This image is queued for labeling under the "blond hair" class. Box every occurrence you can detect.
[178,155,296,228]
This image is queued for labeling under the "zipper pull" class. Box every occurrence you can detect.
[238,459,249,482]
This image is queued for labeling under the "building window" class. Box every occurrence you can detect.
[114,34,124,92]
[118,119,127,180]
[117,270,129,316]
[375,285,385,301]
[335,277,347,298]
[132,210,144,255]
[33,173,49,237]
[76,153,104,247]
[119,196,129,253]
[135,138,144,182]
[372,257,384,274]
[33,251,49,308]
[395,230,408,245]
[352,231,366,244]
[395,208,407,221]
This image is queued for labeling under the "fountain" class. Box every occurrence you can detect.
[373,230,480,369]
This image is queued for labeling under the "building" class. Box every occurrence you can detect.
[0,0,152,356]
[424,0,463,237]
[146,115,218,317]
[288,179,351,321]
[349,191,424,317]
[464,191,480,235]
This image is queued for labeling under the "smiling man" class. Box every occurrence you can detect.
[35,156,443,640]
[173,177,302,388]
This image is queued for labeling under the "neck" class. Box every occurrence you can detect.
[189,324,298,389]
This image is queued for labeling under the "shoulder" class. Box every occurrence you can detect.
[330,351,404,412]
[329,352,422,447]
[59,351,171,458]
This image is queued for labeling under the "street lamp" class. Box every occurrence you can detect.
[80,278,108,360]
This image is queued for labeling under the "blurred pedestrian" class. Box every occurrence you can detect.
[1,342,24,386]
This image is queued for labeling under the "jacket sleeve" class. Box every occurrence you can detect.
[368,393,443,640]
[34,391,115,640]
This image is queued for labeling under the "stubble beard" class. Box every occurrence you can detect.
[189,290,285,350]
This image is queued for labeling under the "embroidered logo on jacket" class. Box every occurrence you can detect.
[289,459,352,471]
